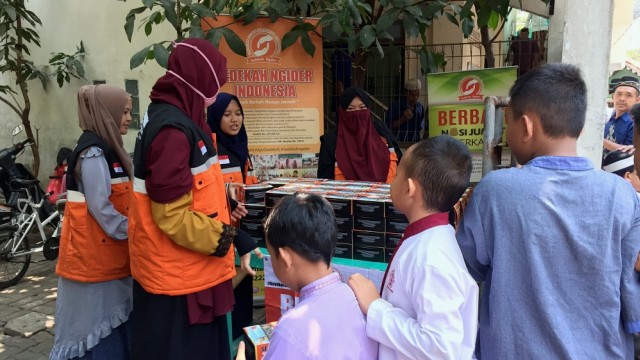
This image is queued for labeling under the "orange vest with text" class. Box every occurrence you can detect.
[56,131,131,283]
[129,103,235,296]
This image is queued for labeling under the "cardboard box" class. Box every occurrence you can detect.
[323,194,352,216]
[245,230,265,249]
[336,230,353,245]
[354,216,386,233]
[334,215,354,231]
[353,230,385,248]
[334,243,353,260]
[265,189,293,207]
[244,203,267,221]
[386,217,409,234]
[242,184,274,204]
[240,220,264,234]
[353,245,386,263]
[242,322,278,360]
[353,197,385,218]
[385,232,402,249]
[384,200,405,219]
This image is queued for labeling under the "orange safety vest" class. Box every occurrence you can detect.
[129,103,235,296]
[334,137,399,184]
[56,131,131,283]
[213,133,259,186]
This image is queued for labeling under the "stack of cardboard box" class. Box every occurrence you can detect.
[245,178,409,263]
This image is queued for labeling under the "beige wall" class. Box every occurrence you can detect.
[0,0,172,182]
[610,0,635,72]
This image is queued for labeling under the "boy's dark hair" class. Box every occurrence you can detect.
[264,192,336,266]
[405,135,472,212]
[630,103,640,128]
[509,63,586,139]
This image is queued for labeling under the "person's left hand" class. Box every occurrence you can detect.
[235,341,246,360]
[227,182,244,201]
[231,202,248,222]
[240,248,263,276]
[347,273,380,315]
[618,145,635,153]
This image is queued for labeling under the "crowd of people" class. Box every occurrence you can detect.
[48,35,640,360]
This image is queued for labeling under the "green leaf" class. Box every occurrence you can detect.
[376,8,400,32]
[124,13,136,41]
[403,13,419,38]
[71,58,84,78]
[56,72,64,88]
[422,2,444,18]
[404,5,422,17]
[162,2,179,29]
[374,39,384,59]
[476,5,490,27]
[130,45,151,69]
[143,0,155,8]
[348,1,362,25]
[488,11,500,29]
[460,0,474,19]
[318,13,338,27]
[445,12,459,26]
[144,21,153,36]
[206,27,223,47]
[189,25,205,38]
[220,28,246,57]
[4,6,16,21]
[300,32,315,57]
[281,29,300,51]
[461,17,474,37]
[359,25,376,48]
[153,43,170,68]
[189,3,214,18]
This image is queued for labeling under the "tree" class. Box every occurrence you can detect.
[122,0,550,81]
[0,0,85,176]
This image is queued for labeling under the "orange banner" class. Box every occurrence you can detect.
[204,17,324,155]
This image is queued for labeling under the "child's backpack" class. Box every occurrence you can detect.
[46,147,72,205]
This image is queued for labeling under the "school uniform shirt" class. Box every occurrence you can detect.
[367,213,479,360]
[265,272,378,360]
[457,156,640,359]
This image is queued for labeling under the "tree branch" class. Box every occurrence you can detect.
[490,18,507,43]
[0,95,23,117]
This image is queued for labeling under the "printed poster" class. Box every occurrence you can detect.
[204,17,324,157]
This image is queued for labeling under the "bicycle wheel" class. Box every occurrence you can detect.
[0,229,31,289]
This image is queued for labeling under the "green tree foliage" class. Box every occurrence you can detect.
[122,0,549,83]
[0,0,85,176]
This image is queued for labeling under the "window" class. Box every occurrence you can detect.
[125,80,140,129]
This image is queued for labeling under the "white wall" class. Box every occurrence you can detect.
[549,0,614,166]
[0,0,173,182]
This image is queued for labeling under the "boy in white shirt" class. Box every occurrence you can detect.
[348,135,479,359]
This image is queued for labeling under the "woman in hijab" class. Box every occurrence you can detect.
[51,85,133,359]
[318,87,402,183]
[207,93,259,341]
[128,38,260,359]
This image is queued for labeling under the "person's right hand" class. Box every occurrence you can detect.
[231,202,248,222]
[235,341,246,360]
[403,108,413,120]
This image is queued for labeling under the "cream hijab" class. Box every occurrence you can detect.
[77,84,133,177]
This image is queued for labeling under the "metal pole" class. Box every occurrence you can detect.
[482,96,510,176]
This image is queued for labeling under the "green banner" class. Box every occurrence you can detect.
[427,67,517,151]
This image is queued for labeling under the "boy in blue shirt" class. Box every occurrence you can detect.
[457,63,640,359]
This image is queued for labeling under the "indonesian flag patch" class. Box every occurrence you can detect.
[198,140,207,155]
[219,155,230,165]
[113,162,123,173]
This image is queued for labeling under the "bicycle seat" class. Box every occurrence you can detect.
[10,178,39,188]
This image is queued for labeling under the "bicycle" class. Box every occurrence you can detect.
[0,178,64,288]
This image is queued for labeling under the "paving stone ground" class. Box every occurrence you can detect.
[0,246,266,360]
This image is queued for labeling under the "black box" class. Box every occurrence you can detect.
[265,189,292,207]
[353,230,385,248]
[336,230,352,245]
[384,199,405,219]
[240,220,264,234]
[354,216,386,233]
[334,215,354,231]
[353,198,385,218]
[386,217,409,234]
[242,184,273,204]
[244,203,267,221]
[323,194,352,216]
[385,232,402,249]
[334,243,352,260]
[353,245,385,263]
